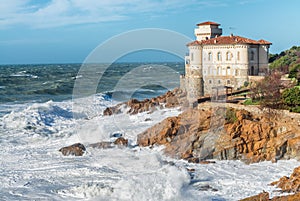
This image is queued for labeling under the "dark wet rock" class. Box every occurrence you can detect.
[110,133,123,138]
[59,143,86,156]
[196,184,218,192]
[89,142,113,149]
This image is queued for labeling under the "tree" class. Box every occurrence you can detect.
[250,71,282,109]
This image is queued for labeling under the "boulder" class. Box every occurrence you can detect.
[89,142,113,149]
[114,137,128,146]
[59,143,86,156]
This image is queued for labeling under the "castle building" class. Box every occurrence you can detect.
[180,21,272,101]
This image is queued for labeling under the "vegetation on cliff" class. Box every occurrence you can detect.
[248,70,300,112]
[269,46,300,84]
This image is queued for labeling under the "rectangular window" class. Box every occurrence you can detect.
[191,53,194,61]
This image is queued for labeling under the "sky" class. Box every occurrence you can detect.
[0,0,299,64]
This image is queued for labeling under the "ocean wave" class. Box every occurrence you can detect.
[10,71,38,78]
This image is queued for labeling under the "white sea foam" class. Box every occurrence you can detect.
[0,94,299,200]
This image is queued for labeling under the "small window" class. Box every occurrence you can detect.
[250,51,254,61]
[191,53,194,61]
[209,80,212,84]
[237,51,240,60]
[217,52,222,61]
[208,52,212,61]
[226,52,231,61]
[218,80,221,84]
[217,66,221,75]
[227,66,231,75]
[227,80,231,85]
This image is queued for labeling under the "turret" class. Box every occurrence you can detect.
[194,21,222,41]
[185,43,204,102]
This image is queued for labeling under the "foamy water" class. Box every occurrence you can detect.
[0,93,299,200]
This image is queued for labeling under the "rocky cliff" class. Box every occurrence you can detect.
[137,105,300,164]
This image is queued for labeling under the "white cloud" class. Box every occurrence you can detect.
[0,0,233,29]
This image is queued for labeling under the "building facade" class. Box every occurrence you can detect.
[180,21,272,101]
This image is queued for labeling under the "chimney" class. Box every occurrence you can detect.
[230,33,233,37]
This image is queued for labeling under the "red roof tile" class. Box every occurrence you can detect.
[197,21,220,26]
[187,35,272,46]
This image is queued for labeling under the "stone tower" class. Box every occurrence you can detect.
[182,21,223,102]
[184,43,204,102]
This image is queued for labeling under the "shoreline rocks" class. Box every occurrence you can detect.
[59,143,86,156]
[137,106,300,164]
[59,137,129,156]
[241,166,300,200]
[271,166,300,193]
[103,88,187,116]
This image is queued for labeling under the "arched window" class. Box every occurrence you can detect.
[227,66,231,75]
[208,52,212,61]
[217,66,221,75]
[250,51,254,61]
[217,52,222,61]
[226,52,231,61]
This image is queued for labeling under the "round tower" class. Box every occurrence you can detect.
[185,43,204,102]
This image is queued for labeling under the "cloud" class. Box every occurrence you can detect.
[0,0,234,29]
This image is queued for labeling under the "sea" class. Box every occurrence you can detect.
[0,63,299,200]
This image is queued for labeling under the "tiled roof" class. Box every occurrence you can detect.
[187,35,272,46]
[196,21,220,26]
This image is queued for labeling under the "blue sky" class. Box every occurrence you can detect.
[0,0,299,64]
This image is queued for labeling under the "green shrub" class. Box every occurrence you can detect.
[290,106,300,113]
[282,87,300,105]
[243,98,260,105]
[225,108,238,123]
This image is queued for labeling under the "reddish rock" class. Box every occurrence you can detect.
[241,191,300,201]
[239,191,269,201]
[103,88,186,116]
[114,137,128,146]
[59,143,86,156]
[271,166,300,193]
[137,106,300,164]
